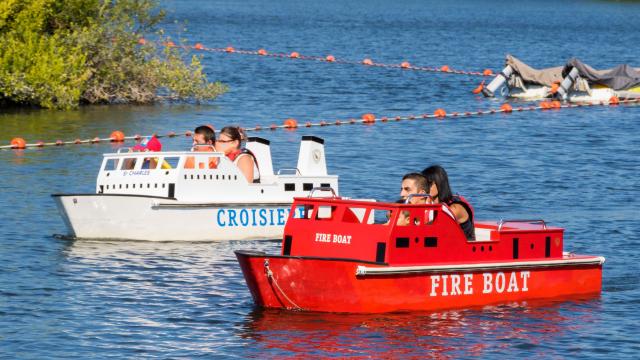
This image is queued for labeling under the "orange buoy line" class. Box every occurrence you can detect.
[4,98,637,150]
[154,40,494,77]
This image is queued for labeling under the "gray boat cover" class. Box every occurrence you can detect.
[505,55,564,87]
[562,58,640,91]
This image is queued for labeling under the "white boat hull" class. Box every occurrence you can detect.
[53,194,296,241]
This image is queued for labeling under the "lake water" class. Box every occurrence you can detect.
[1,0,639,357]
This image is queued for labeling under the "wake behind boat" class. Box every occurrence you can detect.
[53,136,338,241]
[236,196,604,313]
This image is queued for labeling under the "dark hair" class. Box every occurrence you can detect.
[194,125,216,143]
[421,165,453,203]
[219,126,246,148]
[402,172,428,192]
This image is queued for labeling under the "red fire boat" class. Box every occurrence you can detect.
[235,193,604,313]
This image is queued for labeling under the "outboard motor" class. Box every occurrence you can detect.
[555,67,580,101]
[246,137,274,177]
[482,65,514,97]
[297,136,327,176]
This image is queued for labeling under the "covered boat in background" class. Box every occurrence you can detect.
[483,54,640,102]
[236,196,604,313]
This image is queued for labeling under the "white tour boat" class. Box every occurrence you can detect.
[53,136,339,241]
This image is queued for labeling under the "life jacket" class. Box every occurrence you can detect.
[227,148,260,182]
[184,146,218,169]
[446,195,476,241]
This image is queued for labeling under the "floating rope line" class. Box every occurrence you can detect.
[3,98,638,150]
[153,40,493,77]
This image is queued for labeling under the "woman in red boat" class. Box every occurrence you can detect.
[216,126,260,183]
[422,165,475,240]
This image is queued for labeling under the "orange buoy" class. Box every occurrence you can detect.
[254,125,262,131]
[56,140,64,146]
[184,131,192,137]
[258,48,267,56]
[434,108,447,117]
[284,118,298,128]
[472,80,485,94]
[550,100,562,109]
[335,120,342,125]
[362,58,373,65]
[362,113,376,123]
[194,43,204,50]
[92,137,101,143]
[226,46,235,53]
[326,55,335,62]
[270,124,278,130]
[381,117,389,122]
[401,61,411,69]
[609,96,619,105]
[483,69,493,76]
[138,38,146,45]
[110,130,125,142]
[539,101,551,109]
[290,51,300,58]
[500,103,513,113]
[305,122,312,127]
[167,131,176,137]
[440,65,450,72]
[36,141,44,147]
[165,41,175,47]
[10,138,26,149]
[74,139,82,144]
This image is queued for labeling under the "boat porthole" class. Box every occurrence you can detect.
[165,171,169,175]
[414,237,419,243]
[472,246,476,252]
[489,245,492,251]
[530,243,534,250]
[184,175,187,180]
[261,189,264,194]
[106,173,110,177]
[481,246,484,252]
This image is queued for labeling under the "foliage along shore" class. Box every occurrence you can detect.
[0,0,227,110]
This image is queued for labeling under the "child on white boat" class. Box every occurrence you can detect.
[216,126,260,183]
[185,125,218,169]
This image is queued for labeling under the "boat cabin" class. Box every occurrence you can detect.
[282,197,564,265]
[95,136,339,202]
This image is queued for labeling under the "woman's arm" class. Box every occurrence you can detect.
[236,155,254,182]
[449,203,469,224]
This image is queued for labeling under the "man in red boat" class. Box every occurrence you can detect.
[422,165,476,240]
[399,172,429,204]
[215,126,260,183]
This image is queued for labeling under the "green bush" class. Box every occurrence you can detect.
[0,0,227,109]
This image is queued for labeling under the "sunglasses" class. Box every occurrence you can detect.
[215,139,236,143]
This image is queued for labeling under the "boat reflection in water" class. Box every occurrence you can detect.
[238,295,601,357]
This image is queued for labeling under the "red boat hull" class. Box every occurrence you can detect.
[236,250,603,313]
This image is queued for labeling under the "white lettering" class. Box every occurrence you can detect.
[495,272,506,293]
[441,275,449,296]
[520,271,530,291]
[507,272,519,292]
[463,274,473,295]
[430,275,441,297]
[483,273,493,294]
[450,275,461,296]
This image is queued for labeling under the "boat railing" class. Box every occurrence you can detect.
[497,219,547,232]
[307,187,338,198]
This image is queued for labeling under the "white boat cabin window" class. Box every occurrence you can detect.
[122,158,138,170]
[163,157,180,169]
[142,157,159,170]
[104,158,120,171]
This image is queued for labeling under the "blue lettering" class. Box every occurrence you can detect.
[217,209,226,227]
[228,209,238,227]
[259,209,268,226]
[297,206,305,218]
[269,209,275,226]
[239,209,249,226]
[251,208,257,226]
[277,208,286,225]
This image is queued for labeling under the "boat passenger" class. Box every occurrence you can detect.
[400,172,428,204]
[185,125,218,169]
[421,165,476,240]
[216,126,260,183]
